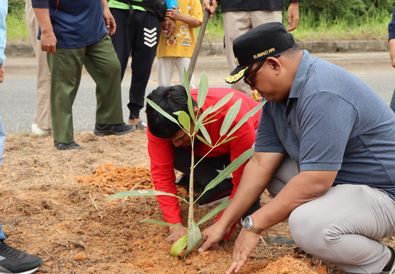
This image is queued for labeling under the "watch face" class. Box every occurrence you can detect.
[242,215,253,229]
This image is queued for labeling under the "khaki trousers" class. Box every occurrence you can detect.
[223,11,282,94]
[268,157,395,273]
[25,0,52,130]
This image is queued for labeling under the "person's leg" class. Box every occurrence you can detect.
[223,11,252,94]
[0,118,5,165]
[109,8,131,80]
[390,88,395,112]
[0,225,5,240]
[250,10,282,28]
[47,48,84,145]
[158,57,175,86]
[289,184,395,273]
[266,156,299,197]
[84,36,125,126]
[173,147,231,189]
[25,0,52,134]
[128,11,160,122]
[172,148,259,211]
[175,57,194,87]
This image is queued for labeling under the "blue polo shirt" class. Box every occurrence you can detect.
[256,51,395,200]
[32,0,107,49]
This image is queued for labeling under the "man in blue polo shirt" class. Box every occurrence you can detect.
[32,0,134,150]
[200,22,395,274]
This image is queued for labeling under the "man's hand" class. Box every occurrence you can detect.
[226,230,260,274]
[167,224,187,243]
[202,0,217,17]
[389,39,395,68]
[40,29,57,53]
[198,221,228,252]
[287,2,299,32]
[103,7,117,35]
[0,64,4,83]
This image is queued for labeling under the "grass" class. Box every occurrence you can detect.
[7,12,29,43]
[205,9,391,42]
[4,9,391,43]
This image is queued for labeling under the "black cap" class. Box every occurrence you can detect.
[225,22,295,84]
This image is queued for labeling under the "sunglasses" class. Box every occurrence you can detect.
[243,55,281,88]
[243,61,265,88]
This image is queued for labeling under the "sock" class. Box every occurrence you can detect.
[383,246,395,272]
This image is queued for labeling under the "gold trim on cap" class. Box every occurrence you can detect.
[225,67,248,84]
[253,47,275,59]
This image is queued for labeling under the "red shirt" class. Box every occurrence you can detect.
[147,88,261,224]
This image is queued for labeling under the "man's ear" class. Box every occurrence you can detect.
[266,57,281,72]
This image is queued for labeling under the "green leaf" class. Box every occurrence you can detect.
[177,111,191,132]
[218,136,238,146]
[195,106,213,131]
[220,99,241,136]
[197,74,208,109]
[196,148,254,201]
[186,221,202,255]
[209,92,234,114]
[170,235,188,257]
[196,134,212,147]
[146,98,179,125]
[108,190,180,200]
[183,69,196,122]
[197,198,230,226]
[227,102,264,138]
[199,124,212,145]
[140,219,181,227]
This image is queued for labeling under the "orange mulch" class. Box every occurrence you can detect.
[76,163,152,194]
[262,255,318,274]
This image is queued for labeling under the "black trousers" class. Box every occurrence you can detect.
[110,9,160,119]
[173,148,260,215]
[173,147,231,189]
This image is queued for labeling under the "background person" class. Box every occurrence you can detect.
[157,0,203,88]
[0,2,43,273]
[32,0,134,150]
[199,23,395,274]
[146,85,261,242]
[25,0,52,136]
[202,0,299,94]
[108,0,175,129]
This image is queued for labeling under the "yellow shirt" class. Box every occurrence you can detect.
[157,0,203,58]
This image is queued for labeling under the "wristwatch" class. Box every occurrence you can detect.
[241,215,263,235]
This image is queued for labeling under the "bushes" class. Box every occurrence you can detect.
[299,0,392,24]
[8,0,24,15]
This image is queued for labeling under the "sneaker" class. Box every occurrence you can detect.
[94,123,135,136]
[382,246,395,274]
[196,179,233,208]
[31,124,50,137]
[54,141,81,150]
[0,240,43,274]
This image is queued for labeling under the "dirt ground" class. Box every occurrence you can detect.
[0,131,389,274]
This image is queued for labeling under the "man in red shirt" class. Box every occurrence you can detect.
[146,85,261,242]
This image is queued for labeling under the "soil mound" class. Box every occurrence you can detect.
[76,164,152,193]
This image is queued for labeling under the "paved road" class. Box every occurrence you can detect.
[0,52,394,133]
